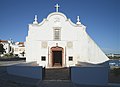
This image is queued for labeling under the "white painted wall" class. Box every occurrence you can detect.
[7,62,43,80]
[26,12,109,67]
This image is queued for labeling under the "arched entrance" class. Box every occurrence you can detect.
[50,46,64,67]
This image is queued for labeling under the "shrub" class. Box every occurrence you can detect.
[3,53,14,58]
[111,68,120,76]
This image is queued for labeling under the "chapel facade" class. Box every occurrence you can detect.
[25,4,109,67]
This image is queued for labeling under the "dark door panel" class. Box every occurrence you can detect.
[53,51,62,66]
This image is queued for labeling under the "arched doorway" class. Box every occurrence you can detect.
[51,46,64,67]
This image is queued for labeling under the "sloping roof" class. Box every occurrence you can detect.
[18,42,24,45]
[18,42,25,47]
[0,40,8,43]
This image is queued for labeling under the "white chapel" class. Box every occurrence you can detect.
[25,4,109,67]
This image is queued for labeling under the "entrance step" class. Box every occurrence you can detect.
[39,80,74,87]
[53,63,62,67]
[44,68,70,80]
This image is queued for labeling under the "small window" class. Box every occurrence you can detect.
[54,29,61,40]
[69,56,73,61]
[15,54,18,56]
[41,56,46,61]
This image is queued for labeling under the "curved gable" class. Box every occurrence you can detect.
[38,12,81,27]
[47,12,67,20]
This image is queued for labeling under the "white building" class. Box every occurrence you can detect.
[25,4,109,67]
[13,42,25,57]
[106,53,120,58]
[0,39,25,58]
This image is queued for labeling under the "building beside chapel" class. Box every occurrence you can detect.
[0,39,25,58]
[25,4,109,67]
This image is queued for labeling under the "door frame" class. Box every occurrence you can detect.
[50,46,64,67]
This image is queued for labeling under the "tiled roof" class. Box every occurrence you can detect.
[19,42,24,44]
[0,40,8,43]
[18,42,25,47]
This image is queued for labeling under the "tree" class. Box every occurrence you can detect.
[0,43,5,54]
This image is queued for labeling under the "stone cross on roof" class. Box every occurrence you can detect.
[55,4,60,12]
[34,15,38,22]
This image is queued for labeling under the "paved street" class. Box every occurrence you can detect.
[0,60,120,87]
[39,80,120,87]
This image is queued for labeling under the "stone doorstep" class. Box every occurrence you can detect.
[38,80,74,87]
[43,80,71,82]
[46,67,64,69]
[44,68,70,80]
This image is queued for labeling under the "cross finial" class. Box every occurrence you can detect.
[55,4,60,12]
[33,15,38,24]
[34,15,37,21]
[76,16,81,25]
[77,16,80,22]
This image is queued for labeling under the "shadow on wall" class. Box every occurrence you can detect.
[7,62,43,80]
[71,61,109,86]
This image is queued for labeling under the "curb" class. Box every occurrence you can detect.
[108,83,120,87]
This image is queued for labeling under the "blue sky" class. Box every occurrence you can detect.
[0,0,119,54]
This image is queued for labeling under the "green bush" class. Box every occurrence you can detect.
[3,53,14,58]
[111,68,120,76]
[109,56,120,59]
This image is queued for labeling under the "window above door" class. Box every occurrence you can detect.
[53,29,61,40]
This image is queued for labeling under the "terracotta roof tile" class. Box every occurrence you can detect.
[0,40,8,43]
